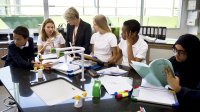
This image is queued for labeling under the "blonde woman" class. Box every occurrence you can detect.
[90,14,117,64]
[37,18,66,54]
[64,7,92,54]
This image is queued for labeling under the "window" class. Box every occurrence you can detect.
[143,0,181,28]
[0,0,43,29]
[0,0,182,29]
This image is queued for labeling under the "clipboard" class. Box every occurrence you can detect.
[31,78,84,105]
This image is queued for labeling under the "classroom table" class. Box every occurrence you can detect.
[0,65,177,112]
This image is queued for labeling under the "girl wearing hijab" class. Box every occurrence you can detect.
[165,34,200,111]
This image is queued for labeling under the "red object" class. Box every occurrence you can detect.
[116,94,122,99]
[133,86,139,89]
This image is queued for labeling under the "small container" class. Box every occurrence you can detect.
[74,96,83,108]
[50,47,56,53]
[37,69,43,78]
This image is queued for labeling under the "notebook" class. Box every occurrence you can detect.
[132,79,179,107]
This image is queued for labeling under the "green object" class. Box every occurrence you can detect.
[92,80,101,97]
[50,48,56,53]
[58,52,64,57]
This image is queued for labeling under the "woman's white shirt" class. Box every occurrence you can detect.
[90,32,117,62]
[118,36,148,66]
[37,34,66,54]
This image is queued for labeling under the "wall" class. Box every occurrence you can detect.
[149,0,188,61]
[166,0,188,38]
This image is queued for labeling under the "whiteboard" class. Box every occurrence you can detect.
[31,78,84,105]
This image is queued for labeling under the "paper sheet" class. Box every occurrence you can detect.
[97,67,128,76]
[52,63,80,73]
[42,54,57,60]
[99,76,132,94]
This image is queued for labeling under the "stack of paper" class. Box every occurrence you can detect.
[99,76,132,95]
[52,63,81,75]
[42,59,60,65]
[71,60,97,68]
[97,67,128,76]
[42,54,57,60]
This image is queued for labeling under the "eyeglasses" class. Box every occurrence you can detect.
[173,47,187,56]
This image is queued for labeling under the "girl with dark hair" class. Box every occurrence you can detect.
[165,34,200,111]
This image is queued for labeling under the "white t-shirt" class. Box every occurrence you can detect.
[90,32,117,62]
[118,36,148,66]
[37,34,66,54]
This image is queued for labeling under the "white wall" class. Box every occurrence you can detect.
[167,0,188,39]
[149,0,189,61]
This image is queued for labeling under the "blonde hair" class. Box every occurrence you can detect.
[64,7,79,20]
[94,14,110,32]
[40,18,59,41]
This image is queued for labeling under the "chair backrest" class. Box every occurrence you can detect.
[1,54,7,61]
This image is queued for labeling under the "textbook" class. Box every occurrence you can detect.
[130,58,175,87]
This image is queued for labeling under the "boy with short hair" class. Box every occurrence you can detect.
[114,19,148,66]
[5,26,51,69]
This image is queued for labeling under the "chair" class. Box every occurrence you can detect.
[1,55,7,61]
[0,49,7,68]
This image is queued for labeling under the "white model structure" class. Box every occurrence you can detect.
[55,47,86,81]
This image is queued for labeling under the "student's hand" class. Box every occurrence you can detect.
[42,62,53,70]
[126,31,136,46]
[108,58,115,64]
[108,57,116,64]
[33,62,42,69]
[164,66,181,92]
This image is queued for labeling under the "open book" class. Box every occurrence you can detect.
[130,58,175,87]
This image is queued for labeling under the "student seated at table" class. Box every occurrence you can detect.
[164,34,200,111]
[4,26,52,70]
[64,7,92,54]
[37,18,66,54]
[113,19,148,66]
[90,14,117,64]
